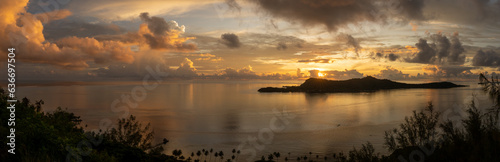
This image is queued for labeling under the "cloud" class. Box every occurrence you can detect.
[0,2,196,70]
[308,69,320,78]
[92,56,198,78]
[297,59,333,63]
[276,42,287,50]
[243,0,500,30]
[220,33,241,48]
[139,12,184,35]
[406,33,465,65]
[372,52,399,62]
[374,67,410,80]
[33,9,72,23]
[219,65,259,79]
[261,73,294,80]
[225,0,242,12]
[472,50,500,67]
[337,33,361,56]
[0,3,135,70]
[26,0,217,21]
[448,33,466,65]
[136,12,197,51]
[238,33,306,50]
[406,38,437,64]
[409,22,418,31]
[175,58,198,77]
[43,19,125,40]
[423,0,500,25]
[423,65,475,78]
[310,69,364,80]
[243,0,426,31]
[91,54,169,78]
[386,53,400,61]
[296,68,304,78]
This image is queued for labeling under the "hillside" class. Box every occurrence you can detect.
[258,76,466,93]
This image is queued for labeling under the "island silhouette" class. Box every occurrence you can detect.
[258,76,467,93]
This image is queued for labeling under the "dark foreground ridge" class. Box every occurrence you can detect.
[258,76,467,93]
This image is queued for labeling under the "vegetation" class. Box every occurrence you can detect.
[1,74,499,161]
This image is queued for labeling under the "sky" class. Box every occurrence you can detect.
[1,0,500,82]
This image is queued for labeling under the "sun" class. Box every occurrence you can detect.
[318,72,325,78]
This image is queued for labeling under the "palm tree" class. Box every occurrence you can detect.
[268,154,274,161]
[173,149,183,159]
[274,152,280,162]
[197,150,202,161]
[219,151,224,162]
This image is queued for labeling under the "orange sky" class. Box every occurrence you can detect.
[2,0,500,82]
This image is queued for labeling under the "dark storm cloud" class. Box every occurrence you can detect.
[229,0,499,30]
[249,0,377,31]
[136,12,196,51]
[423,0,500,25]
[371,52,399,62]
[448,34,466,65]
[397,0,426,20]
[406,33,465,65]
[430,33,451,62]
[423,65,475,78]
[220,33,242,48]
[472,50,500,67]
[386,53,400,61]
[140,12,170,35]
[139,12,185,36]
[407,38,436,63]
[238,0,427,31]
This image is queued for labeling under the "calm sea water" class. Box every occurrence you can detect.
[15,80,493,160]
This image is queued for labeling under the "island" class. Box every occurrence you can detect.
[258,76,467,93]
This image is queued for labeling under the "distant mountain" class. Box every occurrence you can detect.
[258,76,467,93]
